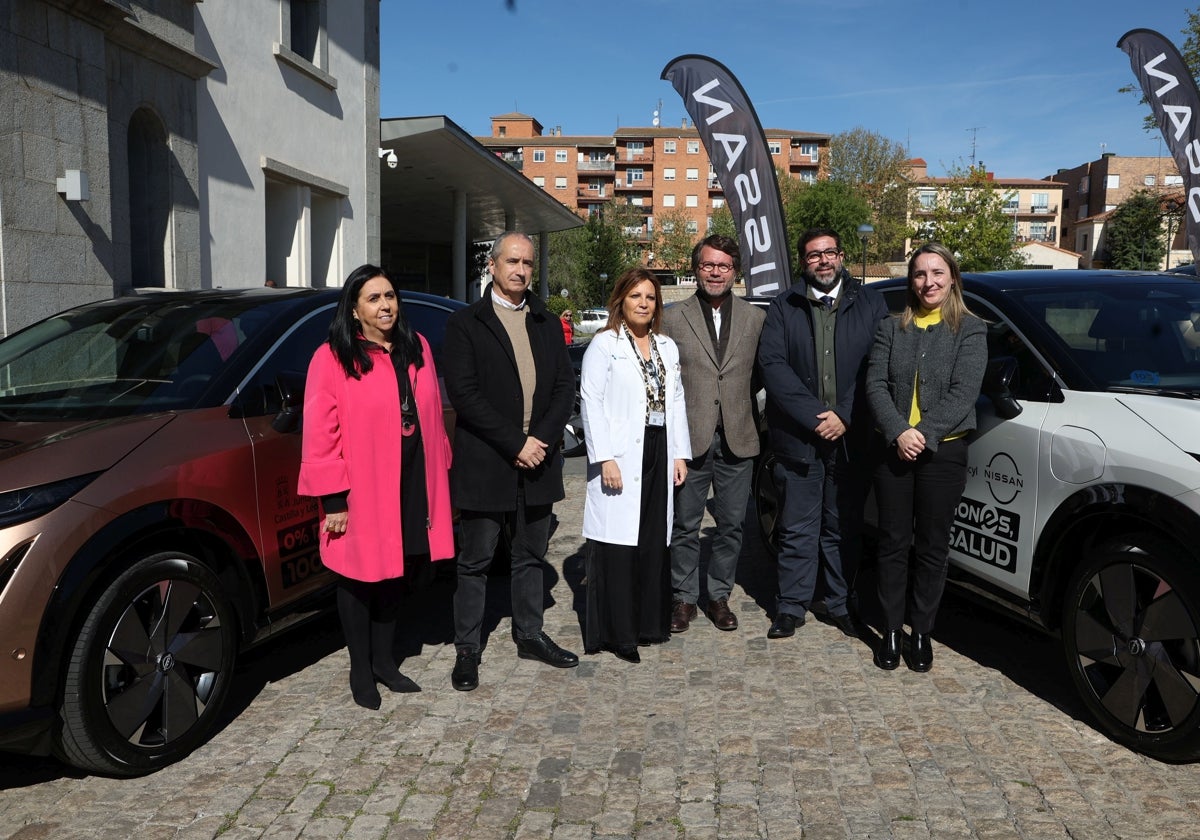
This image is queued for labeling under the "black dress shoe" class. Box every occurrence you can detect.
[767,613,803,639]
[349,668,382,710]
[373,666,421,693]
[609,645,640,663]
[874,630,902,670]
[516,632,579,668]
[908,632,933,672]
[451,649,480,691]
[827,611,860,638]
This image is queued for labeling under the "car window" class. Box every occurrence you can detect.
[402,299,455,366]
[0,298,276,419]
[967,296,1060,402]
[236,305,334,416]
[1011,286,1200,391]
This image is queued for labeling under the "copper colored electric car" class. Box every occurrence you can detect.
[0,286,464,775]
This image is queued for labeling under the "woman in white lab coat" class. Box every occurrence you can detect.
[580,267,691,663]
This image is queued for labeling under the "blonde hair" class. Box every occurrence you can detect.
[899,242,973,332]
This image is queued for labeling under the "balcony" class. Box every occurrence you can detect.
[495,152,523,171]
[1004,204,1058,215]
[616,151,655,164]
[577,160,615,172]
[707,177,723,191]
[577,186,610,200]
[789,150,819,165]
[616,177,654,190]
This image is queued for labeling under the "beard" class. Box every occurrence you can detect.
[696,282,731,304]
[804,265,842,293]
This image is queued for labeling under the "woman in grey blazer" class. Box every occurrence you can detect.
[865,243,987,672]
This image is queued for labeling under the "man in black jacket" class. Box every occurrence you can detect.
[757,229,888,639]
[443,232,578,691]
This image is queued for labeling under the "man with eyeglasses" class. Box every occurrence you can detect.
[757,228,887,640]
[661,235,765,633]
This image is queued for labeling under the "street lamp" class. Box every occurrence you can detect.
[857,223,875,281]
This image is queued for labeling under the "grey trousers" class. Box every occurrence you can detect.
[670,428,754,605]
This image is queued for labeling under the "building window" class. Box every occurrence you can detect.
[663,194,676,207]
[686,168,699,181]
[1077,205,1088,220]
[533,176,545,188]
[554,176,567,190]
[532,150,545,163]
[1106,174,1120,189]
[686,220,699,234]
[1078,176,1089,194]
[1003,192,1019,212]
[687,140,699,154]
[631,196,644,206]
[625,141,644,160]
[919,189,937,209]
[1145,174,1157,186]
[1031,192,1049,211]
[663,221,676,233]
[800,142,819,160]
[1079,232,1089,253]
[663,168,676,181]
[1166,174,1184,186]
[289,0,324,65]
[685,194,698,207]
[128,109,171,288]
[498,126,506,137]
[628,168,644,183]
[799,171,816,183]
[589,178,602,192]
[712,197,725,209]
[265,174,343,289]
[664,140,676,154]
[768,140,782,155]
[555,149,568,163]
[1031,221,1047,239]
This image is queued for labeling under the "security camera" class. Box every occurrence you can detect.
[378,147,398,168]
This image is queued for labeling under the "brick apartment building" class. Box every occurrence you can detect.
[906,159,1068,260]
[477,112,828,263]
[1048,154,1186,269]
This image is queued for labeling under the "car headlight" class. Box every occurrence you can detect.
[0,472,102,529]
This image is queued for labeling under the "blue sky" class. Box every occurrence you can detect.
[381,1,1191,180]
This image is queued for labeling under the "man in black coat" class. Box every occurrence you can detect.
[442,231,578,691]
[757,228,888,640]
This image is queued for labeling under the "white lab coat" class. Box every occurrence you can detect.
[581,327,691,546]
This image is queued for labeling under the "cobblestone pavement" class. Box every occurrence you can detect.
[3,469,1200,839]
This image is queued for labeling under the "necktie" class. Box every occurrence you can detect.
[820,295,834,309]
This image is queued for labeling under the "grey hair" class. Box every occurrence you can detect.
[489,231,534,261]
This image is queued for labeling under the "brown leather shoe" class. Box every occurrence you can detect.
[705,598,738,631]
[670,601,698,633]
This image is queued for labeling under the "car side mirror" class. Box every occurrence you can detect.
[983,356,1023,420]
[271,370,306,433]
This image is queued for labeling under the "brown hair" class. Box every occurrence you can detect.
[604,267,663,333]
[900,242,973,333]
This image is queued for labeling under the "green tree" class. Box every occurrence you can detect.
[827,127,912,262]
[543,208,640,309]
[652,209,696,278]
[709,204,736,241]
[783,179,872,273]
[1121,7,1200,132]
[1104,190,1168,269]
[913,165,1026,272]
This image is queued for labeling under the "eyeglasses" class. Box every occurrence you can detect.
[804,249,842,263]
[698,261,735,274]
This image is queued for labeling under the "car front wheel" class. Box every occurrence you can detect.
[56,551,237,776]
[1062,533,1200,761]
[752,447,780,558]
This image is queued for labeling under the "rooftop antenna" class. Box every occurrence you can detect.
[652,99,662,127]
[966,126,985,168]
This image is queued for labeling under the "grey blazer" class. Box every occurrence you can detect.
[865,313,988,452]
[662,293,766,459]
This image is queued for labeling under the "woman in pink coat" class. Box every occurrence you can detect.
[299,265,454,709]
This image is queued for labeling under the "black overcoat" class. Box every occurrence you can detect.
[442,284,575,511]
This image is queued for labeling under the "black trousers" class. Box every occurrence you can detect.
[873,437,968,634]
[453,487,552,653]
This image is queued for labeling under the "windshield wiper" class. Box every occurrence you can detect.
[1107,384,1200,399]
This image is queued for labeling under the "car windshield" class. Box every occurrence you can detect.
[0,294,288,420]
[1008,282,1200,393]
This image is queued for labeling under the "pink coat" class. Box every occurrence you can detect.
[298,334,454,581]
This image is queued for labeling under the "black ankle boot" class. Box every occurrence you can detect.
[909,632,933,672]
[874,630,902,670]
